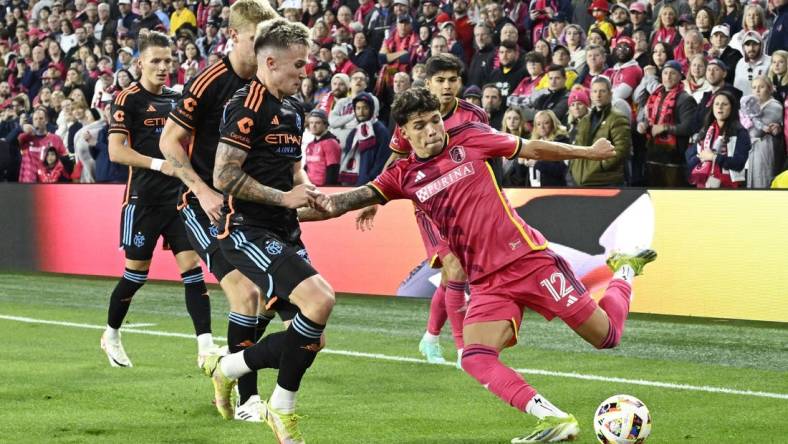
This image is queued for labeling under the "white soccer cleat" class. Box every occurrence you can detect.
[101,332,133,368]
[197,344,227,368]
[234,394,263,422]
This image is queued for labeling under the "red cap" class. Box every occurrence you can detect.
[588,0,609,13]
[615,36,636,49]
[568,86,591,107]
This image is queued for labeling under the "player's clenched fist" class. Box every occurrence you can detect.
[588,138,616,160]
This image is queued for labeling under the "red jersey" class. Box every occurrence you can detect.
[389,98,488,154]
[371,122,548,284]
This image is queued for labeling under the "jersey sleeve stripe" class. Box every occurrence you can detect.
[390,145,408,154]
[193,66,227,98]
[219,136,251,150]
[108,128,130,135]
[367,183,389,202]
[117,85,140,106]
[244,83,259,108]
[168,113,195,131]
[507,138,523,159]
[191,62,225,97]
[483,162,547,251]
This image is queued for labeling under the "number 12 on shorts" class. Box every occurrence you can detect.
[539,272,578,307]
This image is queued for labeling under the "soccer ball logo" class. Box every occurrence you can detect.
[594,394,652,444]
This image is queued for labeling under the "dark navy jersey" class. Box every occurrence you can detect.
[169,56,249,189]
[218,76,305,242]
[109,82,181,205]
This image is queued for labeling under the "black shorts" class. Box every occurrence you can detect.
[179,200,234,281]
[119,202,192,261]
[219,225,317,304]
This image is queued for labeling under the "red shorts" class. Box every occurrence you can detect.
[415,210,451,268]
[464,248,598,346]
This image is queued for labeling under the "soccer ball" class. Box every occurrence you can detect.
[593,394,652,444]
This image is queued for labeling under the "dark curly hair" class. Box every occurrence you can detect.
[391,87,441,126]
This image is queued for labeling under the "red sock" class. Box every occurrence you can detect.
[426,284,447,335]
[444,281,466,349]
[597,279,632,349]
[461,345,536,411]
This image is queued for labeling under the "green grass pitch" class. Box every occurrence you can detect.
[0,272,786,443]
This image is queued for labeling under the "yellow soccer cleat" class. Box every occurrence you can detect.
[200,354,236,420]
[511,415,580,443]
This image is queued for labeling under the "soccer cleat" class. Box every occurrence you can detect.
[201,354,237,420]
[418,337,447,364]
[261,400,306,444]
[511,415,580,443]
[100,332,133,368]
[606,249,657,276]
[197,344,227,368]
[234,394,263,422]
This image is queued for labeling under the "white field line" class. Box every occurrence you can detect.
[2,314,787,401]
[123,323,157,328]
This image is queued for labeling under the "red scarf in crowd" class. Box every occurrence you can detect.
[645,84,681,149]
[689,122,737,188]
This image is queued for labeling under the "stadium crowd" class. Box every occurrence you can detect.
[0,0,787,188]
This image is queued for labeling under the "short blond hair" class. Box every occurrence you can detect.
[254,18,310,53]
[229,0,278,33]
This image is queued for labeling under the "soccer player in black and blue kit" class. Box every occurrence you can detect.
[101,31,216,368]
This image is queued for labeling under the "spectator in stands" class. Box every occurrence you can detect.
[482,83,505,129]
[684,55,712,104]
[609,3,632,42]
[629,2,651,37]
[21,45,49,100]
[769,51,788,105]
[36,146,70,183]
[365,0,396,52]
[379,15,419,79]
[674,29,705,72]
[694,59,742,130]
[513,64,571,124]
[330,70,377,148]
[694,7,714,41]
[769,0,788,56]
[651,4,681,49]
[351,32,379,84]
[438,20,465,62]
[562,24,587,72]
[468,24,495,88]
[490,41,528,99]
[588,0,615,41]
[94,3,117,42]
[500,107,529,186]
[639,60,697,187]
[340,92,389,186]
[731,4,769,56]
[734,31,772,97]
[687,90,749,188]
[451,0,474,62]
[296,76,318,113]
[332,44,358,75]
[486,2,515,45]
[570,76,630,186]
[130,0,163,40]
[18,108,70,183]
[527,109,570,187]
[604,36,643,102]
[575,44,608,88]
[463,85,482,107]
[566,85,591,143]
[305,109,341,186]
[92,102,127,183]
[741,76,784,188]
[318,73,350,114]
[708,25,742,85]
[171,0,197,36]
[634,41,675,109]
[718,0,743,36]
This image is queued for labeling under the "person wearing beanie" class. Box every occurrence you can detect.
[331,44,358,75]
[566,85,591,142]
[317,72,351,114]
[339,92,389,186]
[638,59,698,186]
[569,76,631,186]
[329,70,379,148]
[463,85,482,107]
[305,109,342,186]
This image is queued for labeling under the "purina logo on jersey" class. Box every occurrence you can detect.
[265,239,284,255]
[449,146,466,163]
[415,163,475,202]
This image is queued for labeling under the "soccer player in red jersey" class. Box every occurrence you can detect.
[362,53,489,367]
[306,88,656,443]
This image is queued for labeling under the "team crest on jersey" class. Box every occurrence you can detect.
[209,225,219,238]
[133,233,145,248]
[296,248,310,263]
[295,113,302,132]
[449,146,466,163]
[265,239,284,255]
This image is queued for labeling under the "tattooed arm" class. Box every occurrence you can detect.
[214,142,314,208]
[160,120,224,223]
[297,186,385,222]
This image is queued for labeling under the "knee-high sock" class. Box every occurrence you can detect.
[426,284,447,335]
[461,344,537,411]
[182,267,211,336]
[255,313,274,342]
[597,279,632,349]
[107,268,148,329]
[243,330,287,370]
[444,281,467,349]
[228,312,258,404]
[276,313,324,392]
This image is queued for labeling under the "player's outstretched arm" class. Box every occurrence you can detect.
[214,141,315,208]
[108,132,174,174]
[160,120,224,223]
[520,137,616,161]
[297,186,385,222]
